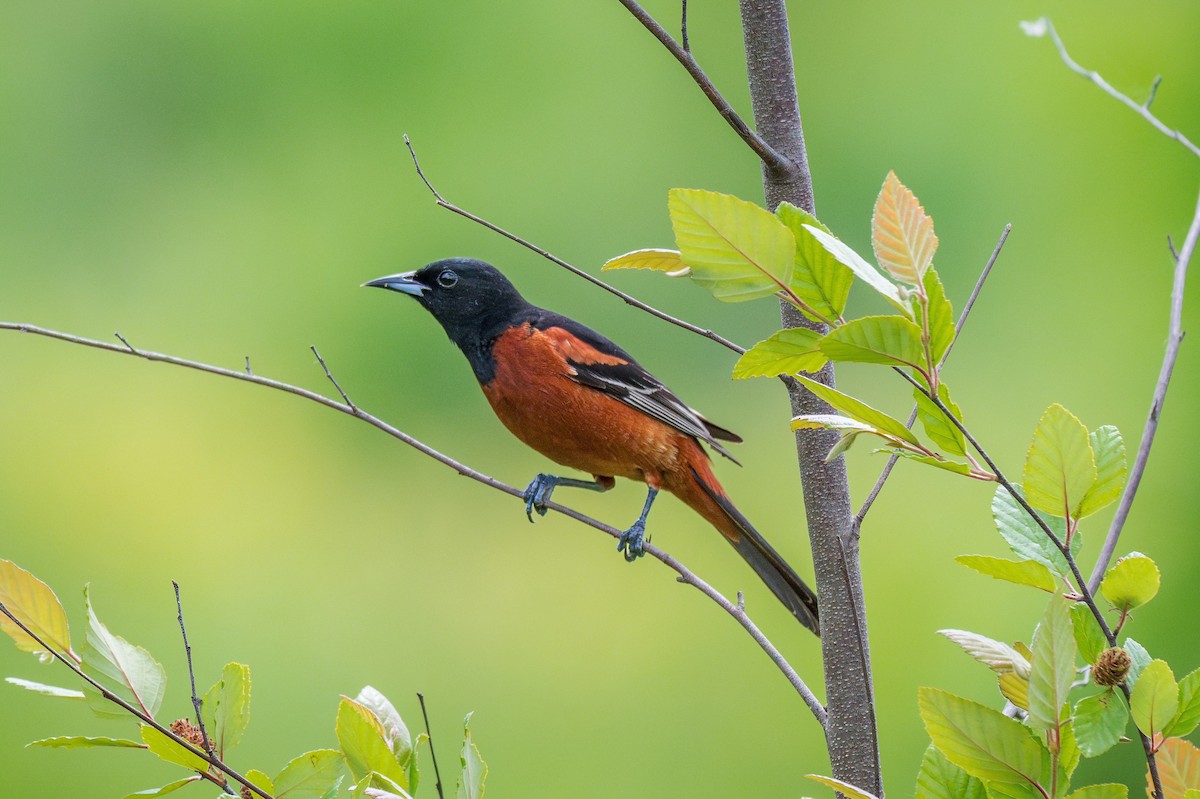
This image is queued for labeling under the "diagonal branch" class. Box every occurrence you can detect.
[0,321,825,727]
[403,136,745,355]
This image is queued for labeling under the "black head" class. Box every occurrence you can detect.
[364,258,534,381]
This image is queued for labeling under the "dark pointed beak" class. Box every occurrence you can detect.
[362,271,428,297]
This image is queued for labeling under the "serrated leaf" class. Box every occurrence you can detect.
[1165,668,1200,738]
[1124,639,1152,686]
[873,171,938,285]
[922,266,955,364]
[733,327,827,379]
[122,777,202,799]
[1073,690,1128,758]
[775,203,853,322]
[992,487,1077,581]
[140,724,209,772]
[0,559,72,660]
[5,677,84,699]
[355,686,412,767]
[81,586,166,719]
[28,735,143,749]
[337,697,409,791]
[939,630,1031,676]
[601,248,686,273]
[1100,552,1160,612]
[914,745,987,799]
[805,774,880,799]
[244,769,276,796]
[1060,719,1081,779]
[1027,595,1077,732]
[668,189,794,302]
[914,381,965,456]
[274,749,345,799]
[1065,785,1128,799]
[918,688,1048,791]
[457,712,487,799]
[1070,603,1108,665]
[1156,737,1200,799]
[874,448,974,475]
[1130,659,1179,738]
[794,375,921,446]
[201,662,250,759]
[1077,426,1126,517]
[955,556,1057,592]
[1023,404,1097,519]
[819,315,926,369]
[999,673,1030,711]
[803,224,906,307]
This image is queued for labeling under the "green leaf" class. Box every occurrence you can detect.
[244,770,277,796]
[355,686,412,768]
[992,487,1076,578]
[1099,552,1160,612]
[733,327,827,379]
[805,774,880,799]
[803,223,906,306]
[140,724,209,772]
[0,559,72,661]
[938,629,1031,676]
[1026,595,1077,732]
[1130,659,1179,738]
[1164,668,1200,738]
[1073,690,1128,758]
[1065,785,1128,799]
[914,381,965,456]
[5,677,84,699]
[81,586,166,719]
[457,712,487,799]
[201,662,251,759]
[1023,403,1097,519]
[819,315,926,369]
[28,735,142,749]
[668,189,794,302]
[274,750,345,799]
[999,672,1030,711]
[918,688,1048,792]
[955,555,1057,592]
[122,777,202,798]
[1124,638,1152,686]
[1077,426,1126,517]
[775,203,853,322]
[794,375,921,446]
[922,266,955,365]
[873,170,938,285]
[874,448,974,475]
[914,745,987,799]
[336,696,409,791]
[601,248,686,273]
[1070,604,1108,665]
[1059,718,1081,779]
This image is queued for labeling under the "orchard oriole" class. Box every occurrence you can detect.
[366,258,820,635]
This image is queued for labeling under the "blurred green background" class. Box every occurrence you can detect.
[2,1,1198,796]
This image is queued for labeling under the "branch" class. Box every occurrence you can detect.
[1088,186,1199,590]
[0,321,825,726]
[173,582,215,759]
[616,1,797,176]
[853,223,1012,532]
[403,136,745,355]
[415,693,445,799]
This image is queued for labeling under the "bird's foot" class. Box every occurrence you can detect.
[616,522,648,562]
[522,473,558,522]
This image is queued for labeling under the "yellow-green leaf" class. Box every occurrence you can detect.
[1165,668,1200,738]
[82,586,166,719]
[794,375,921,446]
[243,770,276,797]
[1077,426,1126,517]
[914,381,965,457]
[803,223,906,307]
[955,556,1057,592]
[336,696,409,791]
[819,315,925,369]
[938,629,1031,676]
[733,327,826,379]
[1064,785,1128,799]
[140,725,209,772]
[918,688,1048,789]
[601,248,686,274]
[1026,595,1076,732]
[668,189,794,302]
[1073,690,1128,758]
[922,266,955,364]
[1130,659,1179,739]
[805,774,880,799]
[457,712,487,799]
[274,749,344,799]
[201,662,251,759]
[915,745,987,799]
[122,777,202,799]
[1099,552,1160,612]
[999,673,1030,711]
[0,559,72,660]
[28,735,142,749]
[873,171,938,285]
[1023,404,1097,519]
[775,203,853,322]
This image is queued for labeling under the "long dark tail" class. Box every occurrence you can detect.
[675,454,820,636]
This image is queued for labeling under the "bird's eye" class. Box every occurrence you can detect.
[437,270,459,288]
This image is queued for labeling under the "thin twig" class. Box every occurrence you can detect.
[852,224,1012,532]
[311,345,356,411]
[0,600,274,799]
[173,581,215,759]
[616,1,795,174]
[402,136,745,355]
[0,322,824,725]
[416,693,445,799]
[1088,186,1199,591]
[680,0,689,52]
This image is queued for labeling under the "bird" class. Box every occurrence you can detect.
[365,257,820,635]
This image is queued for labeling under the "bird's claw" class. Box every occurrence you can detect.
[522,473,556,522]
[617,523,648,562]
